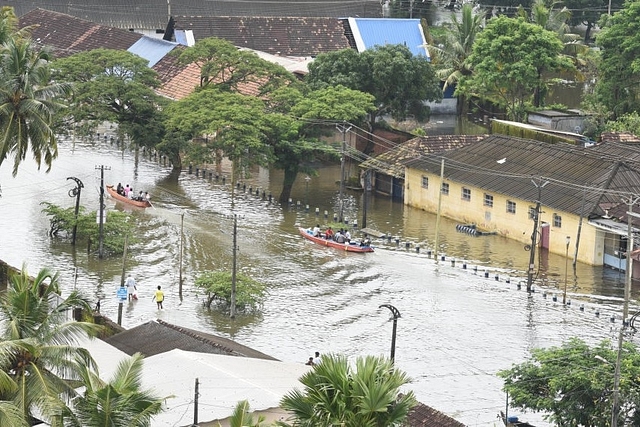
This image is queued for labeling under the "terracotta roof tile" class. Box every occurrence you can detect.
[600,131,640,144]
[406,400,466,427]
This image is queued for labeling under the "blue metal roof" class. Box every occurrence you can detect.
[128,36,178,67]
[349,18,429,58]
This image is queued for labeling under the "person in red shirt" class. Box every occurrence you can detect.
[325,227,334,240]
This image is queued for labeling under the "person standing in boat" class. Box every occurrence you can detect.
[116,183,124,195]
[124,184,130,197]
[312,224,321,237]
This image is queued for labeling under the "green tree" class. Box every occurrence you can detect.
[164,87,268,183]
[279,353,416,427]
[51,49,167,149]
[64,353,165,427]
[195,271,266,312]
[265,84,375,203]
[0,36,70,176]
[604,111,640,136]
[458,16,572,121]
[41,202,137,256]
[174,37,295,94]
[306,45,441,129]
[499,337,640,426]
[561,0,623,42]
[593,0,640,120]
[0,266,101,424]
[430,3,484,114]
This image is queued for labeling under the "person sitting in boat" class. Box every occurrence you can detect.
[325,227,334,240]
[360,234,371,247]
[116,183,124,195]
[144,191,151,202]
[312,224,321,237]
[344,229,351,242]
[128,188,135,199]
[136,191,144,201]
[335,231,346,243]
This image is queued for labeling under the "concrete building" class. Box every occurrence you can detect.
[403,134,640,267]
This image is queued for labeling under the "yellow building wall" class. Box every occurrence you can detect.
[404,168,603,265]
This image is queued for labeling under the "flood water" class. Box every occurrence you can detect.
[0,136,632,426]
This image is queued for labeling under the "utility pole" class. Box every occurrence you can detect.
[66,177,84,245]
[95,165,110,259]
[526,178,548,292]
[193,378,199,426]
[179,212,184,301]
[230,214,238,319]
[362,170,371,229]
[336,121,352,223]
[434,159,445,264]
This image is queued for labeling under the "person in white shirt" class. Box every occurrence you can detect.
[124,274,137,301]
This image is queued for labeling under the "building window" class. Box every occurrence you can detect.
[483,193,494,207]
[553,213,562,228]
[421,176,428,189]
[441,182,449,195]
[462,187,471,201]
[528,206,536,220]
[507,200,516,214]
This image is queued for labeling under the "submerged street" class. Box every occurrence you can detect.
[0,138,634,426]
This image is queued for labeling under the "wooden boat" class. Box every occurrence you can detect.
[106,185,152,208]
[298,227,374,253]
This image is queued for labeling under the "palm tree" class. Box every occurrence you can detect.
[279,353,416,427]
[0,36,70,176]
[0,266,101,425]
[64,353,165,427]
[221,400,266,427]
[429,4,484,115]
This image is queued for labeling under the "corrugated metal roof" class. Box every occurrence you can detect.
[127,36,178,67]
[405,135,640,217]
[349,18,428,57]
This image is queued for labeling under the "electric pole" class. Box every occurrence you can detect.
[66,177,84,245]
[230,214,238,319]
[95,165,111,259]
[193,377,199,426]
[526,178,548,292]
[336,121,352,223]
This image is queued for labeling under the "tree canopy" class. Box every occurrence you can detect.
[499,337,640,426]
[306,45,441,128]
[458,16,572,121]
[0,7,69,177]
[593,0,640,120]
[51,48,167,148]
[195,270,266,312]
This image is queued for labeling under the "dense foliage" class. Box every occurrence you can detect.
[458,16,573,121]
[279,353,416,427]
[40,202,136,256]
[306,45,441,128]
[499,337,640,426]
[195,270,266,312]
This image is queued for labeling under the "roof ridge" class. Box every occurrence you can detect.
[155,318,243,356]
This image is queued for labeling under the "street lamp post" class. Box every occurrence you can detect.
[304,175,311,205]
[379,304,401,363]
[563,236,570,304]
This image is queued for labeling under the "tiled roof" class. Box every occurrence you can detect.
[406,400,466,427]
[405,135,640,217]
[600,131,640,144]
[20,8,142,58]
[360,135,488,178]
[171,16,351,57]
[3,0,383,31]
[104,319,278,360]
